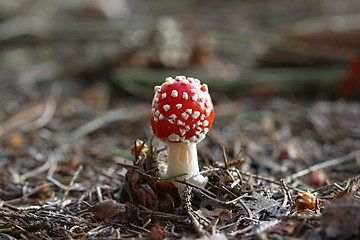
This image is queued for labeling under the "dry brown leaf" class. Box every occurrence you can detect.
[295,192,320,212]
[146,223,165,240]
[155,181,181,213]
[133,183,158,210]
[92,199,125,220]
[321,195,360,239]
[307,170,328,188]
[196,208,232,226]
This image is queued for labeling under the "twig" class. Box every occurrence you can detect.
[96,186,103,202]
[232,169,305,192]
[175,180,217,199]
[138,206,187,221]
[219,216,244,231]
[21,106,148,180]
[129,223,151,233]
[280,179,293,207]
[0,84,58,138]
[221,146,229,169]
[276,213,321,220]
[61,165,83,208]
[229,223,258,237]
[65,106,147,143]
[47,175,67,190]
[0,100,46,138]
[225,194,253,219]
[0,210,78,226]
[86,225,103,237]
[142,219,151,229]
[236,169,281,185]
[32,89,57,129]
[284,150,360,183]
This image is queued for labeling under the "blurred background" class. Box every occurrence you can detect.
[1,0,360,99]
[0,0,359,173]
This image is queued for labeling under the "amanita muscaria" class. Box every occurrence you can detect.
[150,76,214,187]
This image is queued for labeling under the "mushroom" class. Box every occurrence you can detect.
[150,76,214,187]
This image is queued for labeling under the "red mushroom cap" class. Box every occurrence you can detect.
[150,76,214,143]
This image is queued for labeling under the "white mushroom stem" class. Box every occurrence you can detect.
[163,141,208,188]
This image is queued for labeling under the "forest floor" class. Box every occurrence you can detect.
[0,78,359,239]
[0,1,360,239]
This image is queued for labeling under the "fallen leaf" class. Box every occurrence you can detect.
[321,195,360,239]
[92,199,125,220]
[307,170,328,188]
[295,192,319,212]
[146,223,164,240]
[196,207,232,225]
[261,220,319,239]
[133,184,158,210]
[155,181,181,213]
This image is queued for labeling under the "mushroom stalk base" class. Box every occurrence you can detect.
[164,142,208,188]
